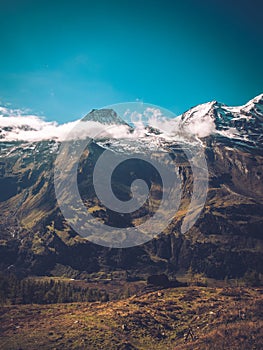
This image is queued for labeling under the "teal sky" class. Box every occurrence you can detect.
[0,0,262,122]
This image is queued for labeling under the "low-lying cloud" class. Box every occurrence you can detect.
[0,106,132,142]
[0,105,217,143]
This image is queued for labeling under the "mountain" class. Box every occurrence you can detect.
[0,96,262,280]
[82,108,130,126]
[179,93,263,150]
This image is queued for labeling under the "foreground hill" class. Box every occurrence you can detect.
[0,286,262,350]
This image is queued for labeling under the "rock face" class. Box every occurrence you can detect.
[0,97,262,279]
[82,108,129,125]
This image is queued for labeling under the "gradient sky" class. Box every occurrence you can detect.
[0,0,262,122]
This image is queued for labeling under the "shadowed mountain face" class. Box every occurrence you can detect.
[0,96,262,279]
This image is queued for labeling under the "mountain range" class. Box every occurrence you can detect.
[0,95,262,280]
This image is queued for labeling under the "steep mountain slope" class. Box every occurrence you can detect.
[0,96,262,279]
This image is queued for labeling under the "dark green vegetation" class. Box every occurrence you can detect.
[0,273,110,304]
[0,286,262,350]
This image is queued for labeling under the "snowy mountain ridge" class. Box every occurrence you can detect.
[0,94,262,150]
[178,93,263,148]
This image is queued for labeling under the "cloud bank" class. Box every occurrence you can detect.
[0,106,133,142]
[0,105,217,143]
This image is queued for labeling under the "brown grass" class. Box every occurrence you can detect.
[0,286,262,350]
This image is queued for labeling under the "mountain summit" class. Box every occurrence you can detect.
[82,108,128,125]
[179,94,263,149]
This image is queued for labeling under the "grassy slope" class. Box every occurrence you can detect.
[0,287,262,350]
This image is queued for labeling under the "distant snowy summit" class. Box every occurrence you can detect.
[179,93,263,148]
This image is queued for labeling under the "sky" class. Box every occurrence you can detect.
[0,0,262,123]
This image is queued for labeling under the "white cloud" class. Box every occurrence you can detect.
[183,114,216,138]
[144,107,162,119]
[0,106,133,142]
[0,104,217,143]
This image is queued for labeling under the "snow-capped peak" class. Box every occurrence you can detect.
[179,101,217,138]
[175,94,263,149]
[181,101,217,122]
[247,93,263,104]
[241,93,263,114]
